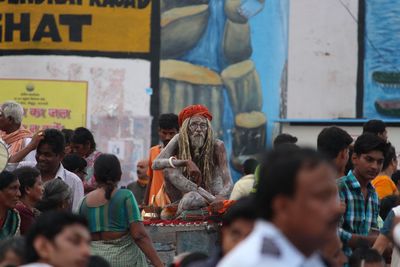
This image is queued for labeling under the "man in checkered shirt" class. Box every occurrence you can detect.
[338,133,389,257]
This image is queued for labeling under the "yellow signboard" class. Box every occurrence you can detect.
[0,0,152,53]
[0,79,87,133]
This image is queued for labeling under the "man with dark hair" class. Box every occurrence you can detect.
[8,129,84,211]
[338,133,389,257]
[218,146,342,267]
[230,158,258,200]
[372,145,398,199]
[22,211,90,267]
[144,113,179,206]
[317,126,353,178]
[273,133,298,147]
[363,119,387,142]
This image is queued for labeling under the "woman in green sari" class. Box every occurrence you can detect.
[0,171,21,239]
[78,154,163,267]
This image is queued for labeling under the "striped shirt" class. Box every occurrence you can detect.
[78,189,142,233]
[338,171,379,256]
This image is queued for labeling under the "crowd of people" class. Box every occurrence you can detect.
[0,100,399,267]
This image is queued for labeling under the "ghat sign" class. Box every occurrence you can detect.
[0,0,152,53]
[0,79,87,133]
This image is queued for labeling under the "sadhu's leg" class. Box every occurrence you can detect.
[177,191,208,215]
[163,168,215,203]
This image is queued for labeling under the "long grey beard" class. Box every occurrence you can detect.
[190,135,205,158]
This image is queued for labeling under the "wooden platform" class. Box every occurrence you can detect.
[145,221,220,265]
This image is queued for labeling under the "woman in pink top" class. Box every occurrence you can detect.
[71,127,102,193]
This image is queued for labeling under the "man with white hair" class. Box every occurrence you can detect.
[0,101,35,161]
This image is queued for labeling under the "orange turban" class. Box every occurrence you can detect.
[178,105,213,127]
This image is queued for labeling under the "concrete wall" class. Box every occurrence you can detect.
[287,0,358,119]
[0,55,152,185]
[281,123,400,150]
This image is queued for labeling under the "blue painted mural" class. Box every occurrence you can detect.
[159,0,288,180]
[364,0,400,118]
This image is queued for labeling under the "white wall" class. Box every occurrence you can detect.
[280,124,400,151]
[0,55,152,185]
[287,0,358,118]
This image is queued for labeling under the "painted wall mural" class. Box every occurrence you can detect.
[159,0,288,179]
[364,0,400,118]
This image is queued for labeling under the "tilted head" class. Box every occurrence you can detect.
[0,101,24,131]
[71,127,96,158]
[352,133,389,183]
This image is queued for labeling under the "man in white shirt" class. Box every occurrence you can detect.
[8,129,84,211]
[0,101,36,161]
[218,146,343,267]
[230,158,258,200]
[22,211,91,267]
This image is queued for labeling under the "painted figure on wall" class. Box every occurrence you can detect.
[364,0,400,118]
[160,0,266,170]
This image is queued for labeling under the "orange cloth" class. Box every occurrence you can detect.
[147,145,166,206]
[372,175,399,199]
[1,127,32,156]
[178,104,213,127]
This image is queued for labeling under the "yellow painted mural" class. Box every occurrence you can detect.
[0,79,87,132]
[0,0,151,53]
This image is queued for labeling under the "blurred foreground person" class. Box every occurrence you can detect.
[217,146,342,267]
[170,252,208,267]
[321,234,348,267]
[78,154,163,267]
[22,211,90,267]
[349,247,385,267]
[0,237,25,267]
[190,196,256,267]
